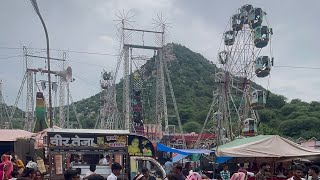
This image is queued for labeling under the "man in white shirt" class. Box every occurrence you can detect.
[107,163,122,180]
[99,155,110,166]
[26,156,38,170]
[288,165,305,180]
[164,159,173,174]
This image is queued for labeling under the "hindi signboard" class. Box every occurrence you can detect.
[48,132,127,151]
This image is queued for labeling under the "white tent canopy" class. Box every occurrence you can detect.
[216,135,320,158]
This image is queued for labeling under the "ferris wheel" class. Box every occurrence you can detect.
[196,4,273,147]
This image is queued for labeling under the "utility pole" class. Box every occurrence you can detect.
[30,0,53,128]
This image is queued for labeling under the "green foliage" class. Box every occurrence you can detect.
[183,121,202,133]
[279,116,320,139]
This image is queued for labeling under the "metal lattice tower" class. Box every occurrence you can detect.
[58,53,67,128]
[0,80,11,129]
[24,47,35,131]
[123,45,130,130]
[109,12,185,146]
[18,46,77,131]
[155,38,169,135]
[98,70,120,129]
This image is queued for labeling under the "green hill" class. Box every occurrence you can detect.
[13,43,319,140]
[0,104,25,128]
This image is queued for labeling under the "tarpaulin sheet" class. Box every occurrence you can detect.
[216,135,320,158]
[157,143,214,155]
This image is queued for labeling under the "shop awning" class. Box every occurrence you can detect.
[215,135,320,158]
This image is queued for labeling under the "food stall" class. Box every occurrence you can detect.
[46,128,166,180]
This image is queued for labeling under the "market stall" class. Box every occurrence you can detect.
[46,128,166,180]
[215,135,320,158]
[47,128,130,179]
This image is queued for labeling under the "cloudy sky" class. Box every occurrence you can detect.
[1,0,319,109]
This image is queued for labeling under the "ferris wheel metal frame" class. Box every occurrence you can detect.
[195,4,274,148]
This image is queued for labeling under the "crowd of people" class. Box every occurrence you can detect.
[64,163,122,180]
[2,150,320,180]
[216,162,320,180]
[0,152,44,180]
[158,160,210,180]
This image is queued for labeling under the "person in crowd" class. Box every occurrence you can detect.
[0,164,6,180]
[168,173,178,180]
[133,173,144,180]
[142,167,156,180]
[107,163,122,180]
[133,167,156,180]
[11,158,18,171]
[172,164,185,180]
[34,170,43,180]
[201,174,209,180]
[265,164,273,179]
[70,155,81,168]
[288,165,305,180]
[220,164,231,180]
[20,167,36,180]
[99,155,111,165]
[11,157,25,174]
[1,154,13,179]
[14,155,25,170]
[182,162,192,177]
[186,172,202,180]
[11,170,19,180]
[308,165,320,180]
[25,156,37,170]
[238,163,247,174]
[255,162,268,180]
[276,163,286,175]
[98,155,104,165]
[83,164,96,179]
[248,162,259,174]
[88,174,105,180]
[230,172,246,180]
[164,159,174,175]
[64,169,80,180]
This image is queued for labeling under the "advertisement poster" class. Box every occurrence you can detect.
[128,135,155,157]
[114,154,122,165]
[54,155,63,175]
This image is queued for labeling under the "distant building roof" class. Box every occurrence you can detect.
[0,129,34,142]
[171,133,215,142]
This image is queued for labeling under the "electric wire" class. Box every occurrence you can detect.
[0,46,119,56]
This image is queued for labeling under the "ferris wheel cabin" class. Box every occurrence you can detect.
[100,71,113,89]
[255,56,271,77]
[243,118,257,136]
[254,26,270,48]
[224,30,235,46]
[232,14,243,31]
[240,4,253,24]
[248,8,264,29]
[250,90,266,110]
[218,50,230,64]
